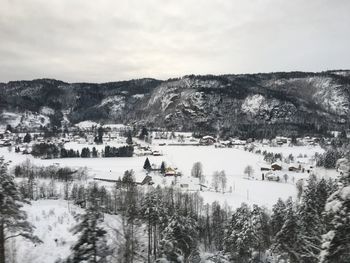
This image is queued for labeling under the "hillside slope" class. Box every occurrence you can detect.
[1,71,349,136]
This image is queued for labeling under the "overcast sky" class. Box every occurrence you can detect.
[1,0,349,83]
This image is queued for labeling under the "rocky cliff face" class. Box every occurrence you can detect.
[1,71,349,136]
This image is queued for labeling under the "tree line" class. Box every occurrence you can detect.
[31,143,134,159]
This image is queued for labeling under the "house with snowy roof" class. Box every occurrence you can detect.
[200,136,216,145]
[271,162,282,171]
[164,167,178,177]
[258,162,271,171]
[288,163,300,172]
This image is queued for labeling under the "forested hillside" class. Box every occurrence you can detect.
[1,70,350,137]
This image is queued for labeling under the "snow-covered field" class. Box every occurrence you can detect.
[1,143,333,209]
[13,200,78,263]
[63,141,127,152]
[152,145,301,208]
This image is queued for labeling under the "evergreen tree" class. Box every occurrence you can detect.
[60,148,68,158]
[139,127,149,140]
[224,203,253,262]
[92,147,98,158]
[81,147,91,158]
[160,161,166,175]
[23,133,32,143]
[118,170,144,263]
[297,175,334,263]
[97,127,104,144]
[251,205,271,260]
[271,198,286,236]
[158,212,199,262]
[143,158,152,171]
[211,202,226,251]
[320,167,350,263]
[273,197,300,263]
[66,206,110,263]
[141,187,168,262]
[121,170,135,191]
[126,131,133,145]
[0,159,41,263]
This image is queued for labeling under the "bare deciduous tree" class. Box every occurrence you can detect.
[191,162,205,184]
[244,165,254,178]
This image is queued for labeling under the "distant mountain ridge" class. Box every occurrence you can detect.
[1,70,350,137]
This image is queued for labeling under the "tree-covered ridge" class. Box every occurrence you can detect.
[1,70,350,137]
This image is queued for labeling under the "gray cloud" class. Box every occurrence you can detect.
[0,0,349,82]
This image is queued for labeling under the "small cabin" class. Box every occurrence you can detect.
[259,163,271,171]
[164,167,178,177]
[152,150,162,156]
[288,164,300,172]
[200,136,216,145]
[271,162,282,171]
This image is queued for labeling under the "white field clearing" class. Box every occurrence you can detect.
[63,141,127,152]
[0,143,332,210]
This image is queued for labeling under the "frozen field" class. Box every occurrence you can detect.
[63,141,127,152]
[0,144,334,209]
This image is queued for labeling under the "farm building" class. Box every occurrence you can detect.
[152,150,162,156]
[200,136,216,145]
[288,163,300,172]
[275,136,288,145]
[271,162,282,171]
[258,162,271,171]
[164,167,178,177]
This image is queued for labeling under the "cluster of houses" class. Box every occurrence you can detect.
[134,144,162,157]
[258,160,315,181]
[200,135,324,147]
[200,136,248,146]
[0,129,13,146]
[273,135,348,147]
[0,129,47,148]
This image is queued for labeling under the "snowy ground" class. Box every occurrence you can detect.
[2,143,333,210]
[12,200,124,263]
[151,145,304,208]
[63,141,127,152]
[13,200,79,263]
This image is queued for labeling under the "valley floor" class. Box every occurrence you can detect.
[0,142,335,210]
